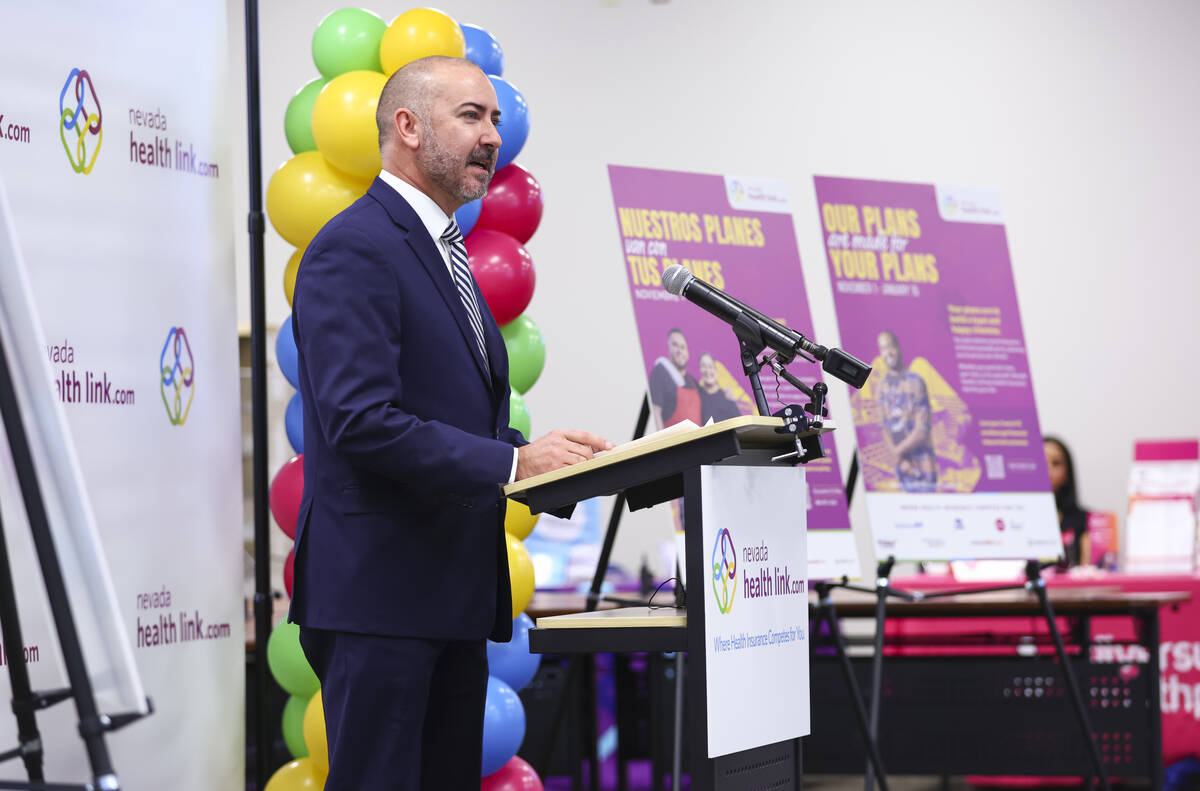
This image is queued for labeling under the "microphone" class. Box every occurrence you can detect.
[661,264,872,388]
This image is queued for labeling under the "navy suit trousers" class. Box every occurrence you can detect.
[299,627,488,791]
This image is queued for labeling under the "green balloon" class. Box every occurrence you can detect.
[501,314,546,395]
[266,619,320,698]
[284,77,326,154]
[281,695,310,759]
[312,8,386,79]
[509,391,531,438]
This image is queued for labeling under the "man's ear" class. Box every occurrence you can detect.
[393,108,421,151]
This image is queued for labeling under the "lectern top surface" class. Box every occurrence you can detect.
[536,606,687,629]
[502,414,834,497]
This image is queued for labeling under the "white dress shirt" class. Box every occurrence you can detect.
[376,170,520,484]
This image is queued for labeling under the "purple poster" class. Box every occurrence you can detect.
[814,176,1060,562]
[609,165,859,580]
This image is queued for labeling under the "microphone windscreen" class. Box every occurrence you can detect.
[661,264,693,295]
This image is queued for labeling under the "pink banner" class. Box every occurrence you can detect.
[814,176,1059,562]
[609,165,857,578]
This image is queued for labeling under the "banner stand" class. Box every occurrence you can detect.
[240,2,275,790]
[0,315,149,791]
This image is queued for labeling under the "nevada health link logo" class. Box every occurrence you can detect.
[711,528,737,615]
[59,68,102,174]
[160,327,194,426]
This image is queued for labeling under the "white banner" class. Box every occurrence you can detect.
[866,491,1061,561]
[0,3,242,788]
[701,465,809,758]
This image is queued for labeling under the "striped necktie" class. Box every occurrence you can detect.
[441,218,490,374]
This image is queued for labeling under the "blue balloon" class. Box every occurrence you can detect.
[487,613,540,692]
[285,391,304,454]
[461,23,504,77]
[455,198,482,237]
[481,676,525,776]
[277,314,298,388]
[489,76,529,171]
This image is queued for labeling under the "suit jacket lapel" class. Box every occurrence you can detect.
[368,179,493,390]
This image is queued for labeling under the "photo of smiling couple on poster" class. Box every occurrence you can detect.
[647,326,747,430]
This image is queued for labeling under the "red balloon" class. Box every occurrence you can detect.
[465,230,535,326]
[283,545,295,597]
[481,756,543,791]
[269,454,304,539]
[476,164,543,244]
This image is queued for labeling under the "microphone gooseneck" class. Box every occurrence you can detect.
[659,264,871,388]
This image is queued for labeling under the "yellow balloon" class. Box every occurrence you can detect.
[266,151,371,248]
[504,499,539,541]
[379,8,465,75]
[264,758,324,791]
[303,690,328,776]
[284,245,305,308]
[506,531,535,617]
[311,70,387,180]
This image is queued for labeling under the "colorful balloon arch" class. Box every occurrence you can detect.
[264,7,547,790]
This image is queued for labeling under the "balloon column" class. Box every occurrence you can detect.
[264,8,548,790]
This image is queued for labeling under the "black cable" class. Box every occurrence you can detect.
[648,577,684,610]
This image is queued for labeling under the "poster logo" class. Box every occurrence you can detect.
[59,68,102,174]
[711,528,737,614]
[934,184,1005,224]
[722,175,791,213]
[160,327,194,426]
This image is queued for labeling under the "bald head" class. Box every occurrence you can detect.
[375,55,502,216]
[377,56,486,150]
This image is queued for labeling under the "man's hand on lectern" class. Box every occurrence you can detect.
[516,430,612,480]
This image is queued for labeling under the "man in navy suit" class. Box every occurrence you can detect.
[289,56,610,790]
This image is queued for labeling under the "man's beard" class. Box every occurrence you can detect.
[418,126,494,205]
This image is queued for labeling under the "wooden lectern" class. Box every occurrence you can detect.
[504,415,829,791]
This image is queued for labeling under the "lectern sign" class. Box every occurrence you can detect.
[701,465,810,757]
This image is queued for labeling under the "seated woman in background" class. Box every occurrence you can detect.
[1043,435,1089,566]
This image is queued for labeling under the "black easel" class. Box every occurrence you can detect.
[809,555,916,791]
[914,561,1111,790]
[833,450,1110,791]
[810,579,893,791]
[811,449,906,791]
[0,303,149,789]
[806,452,913,791]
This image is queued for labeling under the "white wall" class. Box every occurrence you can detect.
[229,0,1200,579]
